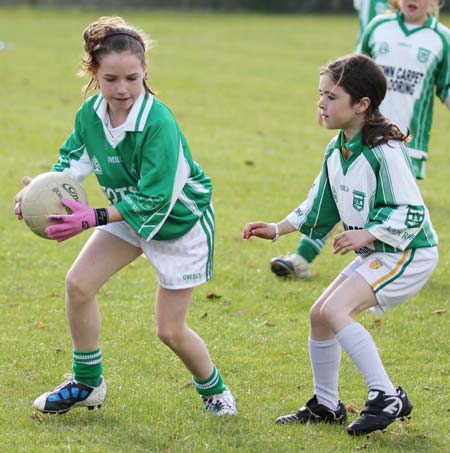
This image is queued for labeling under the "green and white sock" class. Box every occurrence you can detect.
[192,365,227,396]
[296,236,326,263]
[72,348,103,387]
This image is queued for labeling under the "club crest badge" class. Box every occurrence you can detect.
[378,41,390,55]
[352,190,366,212]
[417,47,430,63]
[370,259,383,270]
[405,206,424,227]
[91,156,103,175]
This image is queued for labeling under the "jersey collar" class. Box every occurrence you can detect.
[336,130,363,173]
[397,10,433,36]
[93,88,154,132]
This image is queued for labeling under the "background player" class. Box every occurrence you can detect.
[354,0,391,52]
[361,0,450,178]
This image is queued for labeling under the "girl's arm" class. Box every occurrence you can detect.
[243,219,296,241]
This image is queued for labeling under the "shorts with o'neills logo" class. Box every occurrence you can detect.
[341,247,438,316]
[97,206,215,290]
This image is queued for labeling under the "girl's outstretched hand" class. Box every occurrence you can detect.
[333,229,375,255]
[13,176,33,220]
[243,221,277,241]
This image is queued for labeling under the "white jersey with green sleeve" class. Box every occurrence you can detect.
[52,90,212,241]
[361,12,450,178]
[354,0,390,52]
[286,131,437,254]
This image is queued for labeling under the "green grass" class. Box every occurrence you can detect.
[1,7,449,452]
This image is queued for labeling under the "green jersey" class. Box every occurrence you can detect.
[354,0,390,52]
[52,91,212,241]
[286,131,437,254]
[361,12,450,177]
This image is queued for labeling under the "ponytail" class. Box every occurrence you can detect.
[362,111,409,148]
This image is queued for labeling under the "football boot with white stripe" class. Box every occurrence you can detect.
[203,389,237,416]
[276,395,347,425]
[347,386,413,435]
[33,374,106,414]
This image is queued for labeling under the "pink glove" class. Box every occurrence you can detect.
[14,175,33,220]
[46,198,108,242]
[14,202,23,220]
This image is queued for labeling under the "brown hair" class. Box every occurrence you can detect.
[79,16,156,96]
[321,54,408,148]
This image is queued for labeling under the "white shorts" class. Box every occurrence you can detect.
[341,247,438,316]
[97,208,214,290]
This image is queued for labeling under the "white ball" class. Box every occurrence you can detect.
[21,172,88,239]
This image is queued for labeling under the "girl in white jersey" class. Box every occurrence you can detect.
[14,16,236,417]
[243,54,438,436]
[361,0,450,179]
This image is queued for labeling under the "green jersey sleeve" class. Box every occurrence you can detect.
[114,114,189,240]
[434,23,450,102]
[51,108,94,181]
[286,151,340,240]
[365,142,435,250]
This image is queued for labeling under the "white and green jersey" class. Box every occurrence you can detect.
[361,12,450,177]
[353,0,390,52]
[287,131,437,254]
[52,90,212,241]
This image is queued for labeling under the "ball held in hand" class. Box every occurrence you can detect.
[20,172,88,239]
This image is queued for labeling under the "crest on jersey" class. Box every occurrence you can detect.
[352,190,366,212]
[378,41,390,55]
[369,259,383,270]
[417,48,430,63]
[91,156,103,175]
[405,206,425,227]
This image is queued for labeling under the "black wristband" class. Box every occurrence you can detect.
[94,208,109,226]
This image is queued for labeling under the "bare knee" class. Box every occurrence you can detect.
[157,325,185,349]
[319,301,339,330]
[65,269,98,304]
[310,302,327,328]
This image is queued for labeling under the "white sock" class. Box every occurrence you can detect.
[309,337,341,410]
[336,322,396,395]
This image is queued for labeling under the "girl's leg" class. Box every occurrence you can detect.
[320,272,396,395]
[33,230,143,414]
[155,286,212,379]
[155,286,237,415]
[66,229,142,352]
[322,272,414,435]
[307,274,347,411]
[276,275,349,424]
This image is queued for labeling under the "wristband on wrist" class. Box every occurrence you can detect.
[94,208,109,226]
[270,223,279,242]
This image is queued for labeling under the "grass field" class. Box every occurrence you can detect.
[0,7,449,452]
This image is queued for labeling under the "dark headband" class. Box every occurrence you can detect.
[105,31,145,50]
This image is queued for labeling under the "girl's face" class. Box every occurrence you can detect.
[399,0,431,25]
[95,51,146,117]
[317,73,367,140]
